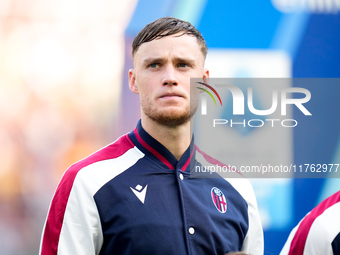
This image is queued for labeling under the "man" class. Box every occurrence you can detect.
[39,17,263,255]
[280,190,340,255]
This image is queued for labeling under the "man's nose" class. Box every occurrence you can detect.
[162,65,178,86]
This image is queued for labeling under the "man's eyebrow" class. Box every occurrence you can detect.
[173,57,196,64]
[142,57,166,64]
[142,57,196,65]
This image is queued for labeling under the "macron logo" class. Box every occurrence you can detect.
[130,184,148,204]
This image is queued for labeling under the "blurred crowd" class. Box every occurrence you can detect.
[0,0,136,253]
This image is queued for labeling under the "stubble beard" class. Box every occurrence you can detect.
[141,97,198,127]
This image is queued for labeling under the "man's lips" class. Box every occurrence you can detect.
[159,93,184,99]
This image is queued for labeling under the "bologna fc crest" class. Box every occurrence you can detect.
[211,187,227,213]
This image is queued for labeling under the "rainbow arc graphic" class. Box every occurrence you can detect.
[196,82,223,106]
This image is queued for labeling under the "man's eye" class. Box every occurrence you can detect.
[149,63,159,68]
[178,63,188,68]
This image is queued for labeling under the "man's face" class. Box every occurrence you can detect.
[129,33,209,127]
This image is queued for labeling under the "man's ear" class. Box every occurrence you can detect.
[203,68,209,82]
[129,69,139,94]
[198,68,210,93]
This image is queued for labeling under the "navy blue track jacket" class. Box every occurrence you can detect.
[40,120,263,254]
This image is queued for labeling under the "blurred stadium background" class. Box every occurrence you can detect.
[0,0,339,254]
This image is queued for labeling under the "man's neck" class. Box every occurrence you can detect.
[141,116,192,160]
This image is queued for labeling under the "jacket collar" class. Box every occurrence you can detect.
[129,120,195,172]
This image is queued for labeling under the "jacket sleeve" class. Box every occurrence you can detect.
[39,165,103,255]
[280,191,340,255]
[226,178,264,255]
[241,184,264,255]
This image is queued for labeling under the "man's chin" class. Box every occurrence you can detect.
[147,110,191,127]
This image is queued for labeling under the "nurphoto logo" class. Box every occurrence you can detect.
[197,80,312,128]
